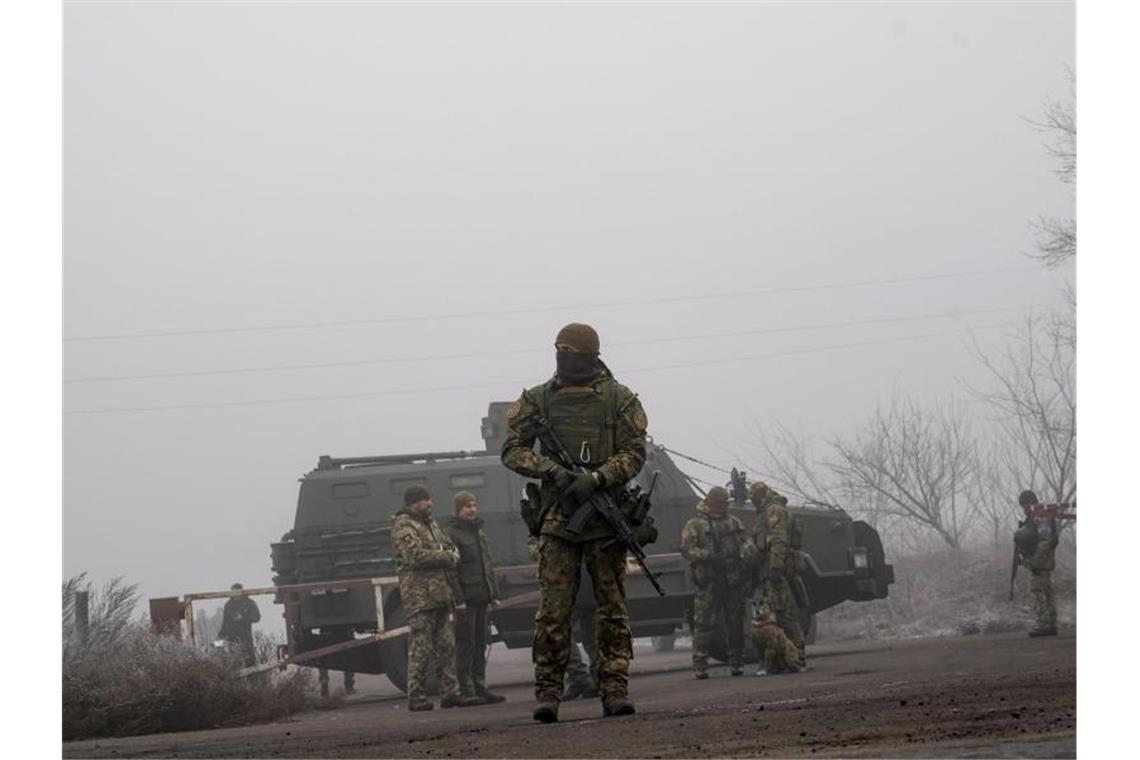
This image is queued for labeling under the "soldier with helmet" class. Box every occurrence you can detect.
[1015,489,1060,637]
[501,323,649,723]
[681,485,756,678]
[748,481,807,670]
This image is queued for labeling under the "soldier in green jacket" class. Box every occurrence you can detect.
[445,490,507,704]
[1017,490,1060,637]
[392,485,483,711]
[502,323,648,723]
[749,481,807,670]
[680,486,756,678]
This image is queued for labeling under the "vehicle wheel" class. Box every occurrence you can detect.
[651,633,676,652]
[377,593,440,694]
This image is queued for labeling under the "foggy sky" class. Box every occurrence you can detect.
[64,1,1074,608]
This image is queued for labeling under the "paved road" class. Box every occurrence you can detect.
[64,633,1075,758]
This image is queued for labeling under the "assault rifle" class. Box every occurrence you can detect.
[1025,502,1076,521]
[528,414,666,597]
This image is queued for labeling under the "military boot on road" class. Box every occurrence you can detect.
[441,694,484,708]
[1028,627,1058,637]
[533,700,560,723]
[478,689,507,704]
[408,698,434,711]
[602,694,636,717]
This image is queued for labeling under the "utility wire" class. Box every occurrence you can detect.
[63,265,1041,343]
[657,446,735,475]
[65,321,1012,416]
[65,302,1053,384]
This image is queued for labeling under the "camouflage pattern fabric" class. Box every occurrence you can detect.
[501,369,648,543]
[690,587,747,671]
[754,618,802,674]
[532,533,631,702]
[406,607,460,701]
[565,612,598,690]
[1021,515,1059,632]
[392,509,462,616]
[681,500,755,671]
[752,494,806,664]
[453,603,489,697]
[1029,571,1057,631]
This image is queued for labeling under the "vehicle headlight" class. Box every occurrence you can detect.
[851,548,869,570]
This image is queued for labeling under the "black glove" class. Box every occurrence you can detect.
[548,465,575,491]
[562,471,599,503]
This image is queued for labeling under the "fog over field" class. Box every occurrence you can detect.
[64,1,1074,608]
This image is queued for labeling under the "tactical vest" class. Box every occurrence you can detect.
[532,376,620,470]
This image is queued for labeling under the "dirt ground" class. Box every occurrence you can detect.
[64,632,1075,759]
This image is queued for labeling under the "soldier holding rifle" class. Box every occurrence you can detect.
[501,323,652,723]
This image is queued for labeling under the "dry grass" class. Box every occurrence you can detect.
[63,574,313,741]
[816,541,1076,641]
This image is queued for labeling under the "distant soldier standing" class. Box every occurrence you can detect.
[680,486,755,678]
[502,323,649,722]
[749,481,807,670]
[1015,489,1060,637]
[218,583,261,667]
[445,490,507,704]
[392,485,482,711]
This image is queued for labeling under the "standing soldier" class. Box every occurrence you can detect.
[392,484,483,711]
[445,490,507,704]
[218,583,261,667]
[502,322,649,723]
[1015,490,1060,637]
[748,481,807,670]
[680,485,755,679]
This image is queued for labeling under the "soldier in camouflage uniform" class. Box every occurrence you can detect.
[1016,490,1060,637]
[748,481,807,669]
[680,486,756,678]
[392,484,483,711]
[502,323,648,723]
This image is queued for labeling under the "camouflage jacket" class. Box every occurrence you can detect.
[501,367,648,542]
[752,492,800,581]
[392,509,462,615]
[1022,515,1060,573]
[444,515,502,606]
[681,500,756,589]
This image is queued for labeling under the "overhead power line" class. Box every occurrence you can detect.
[65,302,1054,384]
[63,265,1041,343]
[65,321,1012,416]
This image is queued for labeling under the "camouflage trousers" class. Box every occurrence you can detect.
[691,585,746,671]
[407,607,460,701]
[565,614,598,690]
[765,576,806,664]
[1029,570,1057,631]
[453,604,489,697]
[754,621,802,674]
[534,534,631,702]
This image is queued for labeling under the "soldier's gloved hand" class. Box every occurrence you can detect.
[562,471,599,502]
[548,465,576,491]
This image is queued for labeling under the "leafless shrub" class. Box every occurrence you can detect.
[1025,67,1075,268]
[62,574,312,741]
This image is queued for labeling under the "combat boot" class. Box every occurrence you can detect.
[533,700,560,723]
[602,694,636,717]
[478,690,507,704]
[694,669,709,680]
[1028,627,1058,637]
[730,666,744,677]
[408,698,434,711]
[441,694,484,708]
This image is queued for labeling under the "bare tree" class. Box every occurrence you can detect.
[740,419,844,510]
[1026,68,1075,268]
[825,394,979,550]
[969,315,1076,505]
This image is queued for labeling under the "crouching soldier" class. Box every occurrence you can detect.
[392,485,483,711]
[681,486,756,678]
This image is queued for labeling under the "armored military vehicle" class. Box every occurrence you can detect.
[269,403,894,690]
